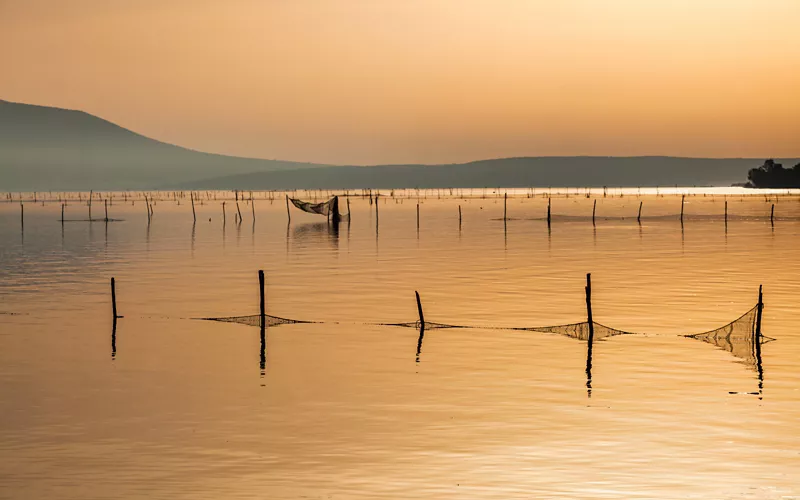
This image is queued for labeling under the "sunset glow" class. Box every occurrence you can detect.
[2,0,799,164]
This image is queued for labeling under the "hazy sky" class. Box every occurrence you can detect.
[1,0,799,164]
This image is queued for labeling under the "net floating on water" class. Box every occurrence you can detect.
[290,196,350,221]
[516,321,634,341]
[201,314,311,328]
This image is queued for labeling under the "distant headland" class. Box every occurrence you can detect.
[747,159,800,188]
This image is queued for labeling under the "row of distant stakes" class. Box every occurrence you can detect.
[5,188,797,230]
[105,268,771,399]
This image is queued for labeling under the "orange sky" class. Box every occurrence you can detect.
[1,0,799,164]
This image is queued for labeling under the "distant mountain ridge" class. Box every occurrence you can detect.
[0,99,329,190]
[2,99,796,190]
[183,156,800,190]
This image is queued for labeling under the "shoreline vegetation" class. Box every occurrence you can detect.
[747,160,800,189]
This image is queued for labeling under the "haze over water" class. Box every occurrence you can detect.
[1,190,799,498]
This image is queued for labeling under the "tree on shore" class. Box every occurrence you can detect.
[747,159,800,188]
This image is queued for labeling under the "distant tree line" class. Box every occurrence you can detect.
[747,159,800,188]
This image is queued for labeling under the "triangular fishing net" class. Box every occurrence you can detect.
[202,314,310,328]
[386,320,464,330]
[290,196,350,220]
[685,305,772,371]
[518,321,633,341]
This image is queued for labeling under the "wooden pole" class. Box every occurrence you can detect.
[331,196,341,224]
[415,290,425,327]
[258,270,266,328]
[725,200,728,223]
[191,192,196,223]
[592,199,597,225]
[236,201,243,222]
[346,198,351,218]
[637,201,643,223]
[144,195,151,223]
[111,277,118,319]
[252,198,256,221]
[680,194,685,223]
[504,192,508,221]
[771,204,775,224]
[586,273,594,342]
[20,202,23,230]
[89,190,93,221]
[222,202,226,224]
[104,199,109,222]
[416,203,420,230]
[61,203,65,224]
[755,285,763,341]
[585,273,594,392]
[285,195,291,222]
[547,197,551,226]
[458,205,462,229]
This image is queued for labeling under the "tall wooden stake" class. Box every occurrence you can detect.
[191,192,196,223]
[771,204,775,224]
[415,290,425,327]
[680,194,685,223]
[111,277,118,319]
[637,201,643,223]
[258,270,266,328]
[592,199,597,225]
[222,201,226,224]
[104,199,109,222]
[285,195,291,222]
[504,192,508,221]
[236,201,243,222]
[252,198,256,221]
[458,205,462,229]
[755,285,763,340]
[754,284,764,384]
[547,197,551,226]
[61,203,65,224]
[725,200,728,223]
[585,273,594,387]
[89,190,93,221]
[20,202,23,230]
[416,203,420,230]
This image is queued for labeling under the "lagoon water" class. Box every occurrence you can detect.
[1,190,799,499]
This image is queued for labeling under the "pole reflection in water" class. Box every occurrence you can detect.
[111,317,117,361]
[259,323,266,379]
[415,322,425,364]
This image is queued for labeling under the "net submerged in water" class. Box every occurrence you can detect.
[684,305,773,372]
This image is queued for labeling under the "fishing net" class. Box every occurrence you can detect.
[202,314,311,328]
[198,294,769,374]
[385,320,465,330]
[685,305,773,371]
[519,321,634,341]
[290,196,350,220]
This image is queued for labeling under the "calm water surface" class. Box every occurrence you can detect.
[1,190,799,499]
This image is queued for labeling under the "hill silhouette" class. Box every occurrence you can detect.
[2,99,797,190]
[184,156,798,190]
[0,99,327,190]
